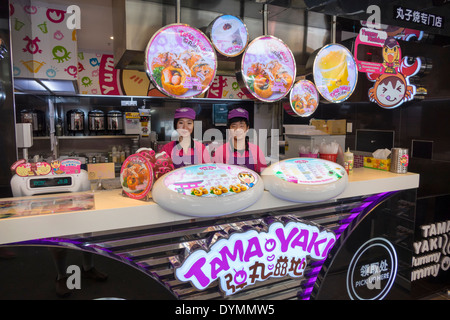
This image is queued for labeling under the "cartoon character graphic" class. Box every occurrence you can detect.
[50,160,64,174]
[368,56,421,109]
[382,37,401,74]
[238,172,255,187]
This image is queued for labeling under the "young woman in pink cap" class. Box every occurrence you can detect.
[161,107,211,168]
[213,108,267,173]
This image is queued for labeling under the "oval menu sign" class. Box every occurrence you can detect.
[261,158,348,203]
[151,163,264,217]
[238,36,296,102]
[208,15,248,57]
[313,44,357,103]
[145,24,217,99]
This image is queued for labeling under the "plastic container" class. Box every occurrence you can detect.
[344,148,354,174]
[319,153,337,162]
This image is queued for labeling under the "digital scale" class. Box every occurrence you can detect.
[10,170,91,197]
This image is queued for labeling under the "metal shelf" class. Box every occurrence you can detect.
[33,135,139,140]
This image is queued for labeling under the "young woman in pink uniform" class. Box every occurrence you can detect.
[161,107,211,168]
[213,108,267,173]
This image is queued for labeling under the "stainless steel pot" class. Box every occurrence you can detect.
[20,109,45,135]
[88,109,105,132]
[107,110,123,133]
[67,109,84,134]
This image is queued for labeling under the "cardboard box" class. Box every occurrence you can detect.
[87,163,115,180]
[363,157,391,171]
[310,119,346,135]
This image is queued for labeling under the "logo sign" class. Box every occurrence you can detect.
[367,56,421,109]
[394,6,444,29]
[346,237,398,300]
[354,28,389,74]
[175,221,336,296]
[355,27,422,109]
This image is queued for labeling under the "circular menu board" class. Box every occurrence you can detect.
[145,24,217,99]
[120,154,153,200]
[238,36,296,102]
[261,158,348,203]
[312,44,357,103]
[152,163,264,217]
[288,80,319,117]
[208,15,248,57]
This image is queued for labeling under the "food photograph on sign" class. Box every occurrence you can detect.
[151,164,264,216]
[313,43,357,103]
[239,36,296,102]
[120,154,153,200]
[262,158,348,203]
[145,24,217,99]
[208,15,248,58]
[288,80,319,117]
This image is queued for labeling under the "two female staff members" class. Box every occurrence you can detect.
[162,107,266,173]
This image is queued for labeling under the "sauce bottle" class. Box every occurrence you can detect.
[344,148,354,174]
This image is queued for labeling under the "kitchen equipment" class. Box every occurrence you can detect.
[88,109,105,134]
[390,148,409,174]
[66,109,85,135]
[10,170,90,197]
[123,112,140,134]
[107,110,123,134]
[20,109,45,136]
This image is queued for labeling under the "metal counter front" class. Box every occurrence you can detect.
[1,188,417,300]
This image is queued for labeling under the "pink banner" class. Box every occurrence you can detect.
[99,54,122,95]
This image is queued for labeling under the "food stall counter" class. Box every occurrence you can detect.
[0,168,419,246]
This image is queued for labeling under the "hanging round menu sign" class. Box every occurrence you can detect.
[152,163,264,217]
[313,44,357,103]
[261,158,348,203]
[287,79,319,117]
[120,154,153,200]
[237,36,296,102]
[145,24,217,99]
[207,15,248,58]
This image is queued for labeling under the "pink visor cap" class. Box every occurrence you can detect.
[228,108,249,120]
[174,108,196,120]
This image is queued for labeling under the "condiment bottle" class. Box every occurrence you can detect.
[344,148,354,174]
